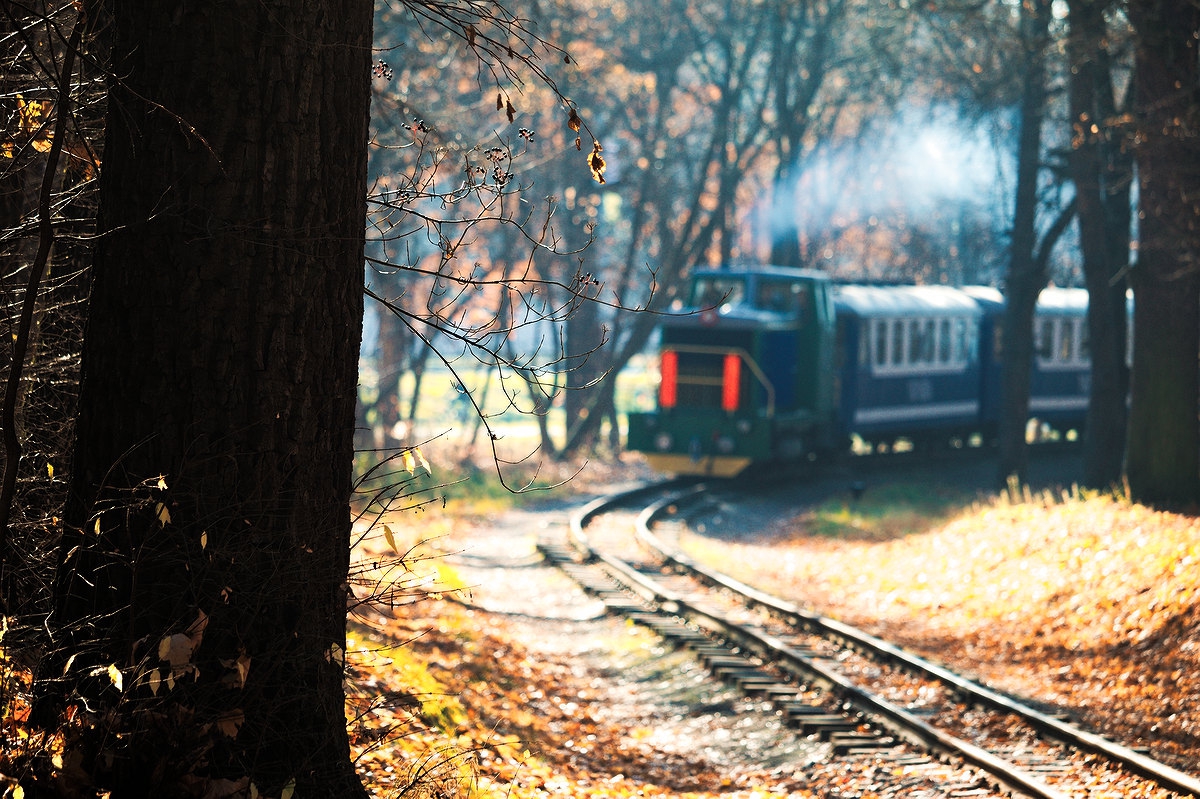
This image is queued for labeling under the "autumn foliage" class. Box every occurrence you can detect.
[682,486,1200,772]
[341,481,1197,795]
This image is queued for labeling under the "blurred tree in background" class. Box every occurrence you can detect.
[1125,0,1200,506]
[1066,0,1133,490]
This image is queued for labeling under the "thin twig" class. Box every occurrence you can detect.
[0,14,82,615]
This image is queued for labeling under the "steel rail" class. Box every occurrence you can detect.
[629,488,1200,799]
[571,486,1073,799]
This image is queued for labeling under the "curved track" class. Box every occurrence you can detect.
[541,481,1200,799]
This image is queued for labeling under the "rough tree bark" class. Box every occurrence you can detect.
[48,0,373,794]
[1066,0,1132,489]
[1125,0,1200,506]
[996,0,1053,486]
[766,0,839,268]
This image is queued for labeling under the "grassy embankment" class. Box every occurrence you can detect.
[680,478,1200,771]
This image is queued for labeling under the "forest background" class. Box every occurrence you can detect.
[1,0,1198,796]
[360,0,1194,502]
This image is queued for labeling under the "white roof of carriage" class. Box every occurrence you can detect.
[833,284,983,317]
[1035,287,1089,313]
[963,285,1089,314]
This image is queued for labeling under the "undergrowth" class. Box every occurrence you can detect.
[806,480,977,539]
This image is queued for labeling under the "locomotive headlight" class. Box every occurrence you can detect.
[716,435,736,454]
[654,432,673,451]
[736,419,752,434]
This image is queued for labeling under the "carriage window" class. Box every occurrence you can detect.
[956,318,970,363]
[908,319,935,364]
[1037,320,1055,359]
[1059,321,1074,361]
[869,315,975,372]
[937,319,951,363]
[1035,316,1090,367]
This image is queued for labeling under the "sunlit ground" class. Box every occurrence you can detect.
[680,488,1200,766]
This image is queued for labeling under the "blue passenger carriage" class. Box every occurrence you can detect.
[966,286,1091,441]
[833,285,984,451]
[1029,288,1091,437]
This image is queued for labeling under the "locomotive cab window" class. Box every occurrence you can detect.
[754,280,810,316]
[690,277,746,310]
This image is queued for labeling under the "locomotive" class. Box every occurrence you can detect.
[625,265,1089,477]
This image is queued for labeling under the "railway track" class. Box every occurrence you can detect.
[539,481,1200,799]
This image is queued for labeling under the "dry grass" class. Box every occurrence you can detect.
[343,467,1200,795]
[680,486,1200,771]
[37,452,1124,795]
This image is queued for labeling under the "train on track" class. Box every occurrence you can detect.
[626,265,1092,477]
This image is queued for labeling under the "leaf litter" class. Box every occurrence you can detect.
[345,477,1200,797]
[18,467,1163,797]
[8,474,1189,797]
[680,487,1200,776]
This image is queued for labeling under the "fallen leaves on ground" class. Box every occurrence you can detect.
[681,489,1200,771]
[346,481,1200,796]
[346,600,810,798]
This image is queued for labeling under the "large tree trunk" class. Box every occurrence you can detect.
[996,0,1053,485]
[1125,0,1200,506]
[47,0,372,794]
[1066,0,1131,488]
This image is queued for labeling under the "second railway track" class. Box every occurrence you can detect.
[539,481,1200,799]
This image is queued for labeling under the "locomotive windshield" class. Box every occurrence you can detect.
[689,276,746,310]
[754,279,810,316]
[688,275,811,316]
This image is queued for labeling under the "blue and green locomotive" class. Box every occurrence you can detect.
[626,266,840,476]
